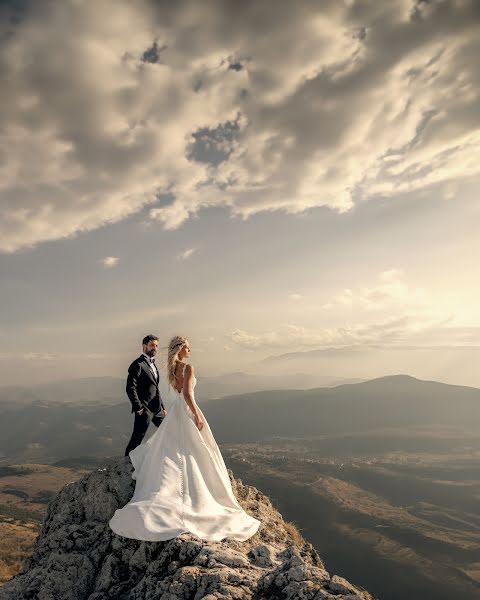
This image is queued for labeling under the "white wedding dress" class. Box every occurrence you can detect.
[109,363,261,542]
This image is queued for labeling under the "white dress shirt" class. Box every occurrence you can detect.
[142,352,158,381]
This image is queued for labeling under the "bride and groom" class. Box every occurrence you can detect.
[109,334,261,542]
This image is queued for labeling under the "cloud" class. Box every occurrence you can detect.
[100,256,120,268]
[229,268,460,351]
[1,0,479,252]
[229,316,412,350]
[228,313,458,352]
[323,269,430,311]
[177,247,197,260]
[23,352,59,361]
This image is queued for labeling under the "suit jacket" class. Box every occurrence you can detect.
[126,355,164,414]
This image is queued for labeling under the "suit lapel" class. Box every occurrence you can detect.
[141,355,158,384]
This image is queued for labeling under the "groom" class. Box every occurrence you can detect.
[124,334,167,456]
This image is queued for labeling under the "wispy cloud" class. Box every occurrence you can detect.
[322,269,429,312]
[23,352,59,361]
[228,313,458,352]
[229,269,458,352]
[177,247,197,261]
[99,256,120,268]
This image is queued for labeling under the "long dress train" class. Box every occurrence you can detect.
[109,363,261,542]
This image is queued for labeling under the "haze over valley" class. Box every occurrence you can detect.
[1,375,479,599]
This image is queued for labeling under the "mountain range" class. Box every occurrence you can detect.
[0,374,478,463]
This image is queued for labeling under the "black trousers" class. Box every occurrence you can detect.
[124,409,164,456]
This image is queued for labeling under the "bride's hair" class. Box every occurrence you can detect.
[166,335,188,388]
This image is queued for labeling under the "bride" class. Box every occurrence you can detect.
[109,335,261,542]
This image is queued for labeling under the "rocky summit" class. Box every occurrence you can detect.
[0,457,376,600]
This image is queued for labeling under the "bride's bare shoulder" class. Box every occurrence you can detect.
[184,362,194,376]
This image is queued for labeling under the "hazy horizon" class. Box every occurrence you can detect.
[1,368,479,393]
[1,0,479,387]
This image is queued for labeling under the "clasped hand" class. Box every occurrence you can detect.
[137,407,167,417]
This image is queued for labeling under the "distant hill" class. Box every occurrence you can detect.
[202,374,480,443]
[197,372,364,399]
[0,374,479,462]
[260,344,480,389]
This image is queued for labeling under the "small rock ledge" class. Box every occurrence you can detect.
[0,457,377,600]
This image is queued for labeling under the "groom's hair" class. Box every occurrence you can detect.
[142,334,159,346]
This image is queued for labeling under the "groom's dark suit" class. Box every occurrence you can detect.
[124,354,166,456]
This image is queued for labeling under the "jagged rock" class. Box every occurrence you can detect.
[0,457,377,600]
[327,575,366,596]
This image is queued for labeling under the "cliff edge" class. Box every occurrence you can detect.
[0,457,377,600]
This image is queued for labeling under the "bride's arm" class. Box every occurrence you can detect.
[182,363,197,414]
[182,364,203,430]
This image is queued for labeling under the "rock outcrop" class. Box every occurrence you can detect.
[0,457,376,599]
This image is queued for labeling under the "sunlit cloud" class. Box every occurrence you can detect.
[229,269,458,351]
[100,256,120,268]
[228,312,458,352]
[0,0,479,252]
[323,269,430,312]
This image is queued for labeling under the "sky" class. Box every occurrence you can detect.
[0,0,479,387]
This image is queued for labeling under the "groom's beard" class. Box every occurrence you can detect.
[145,349,156,357]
